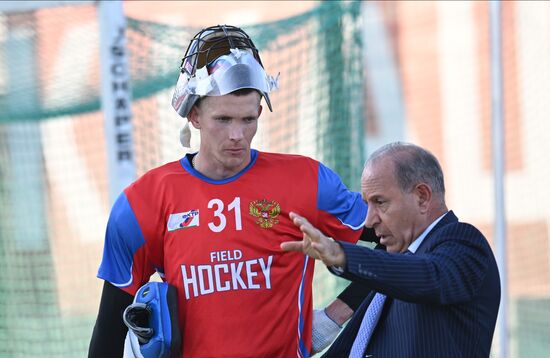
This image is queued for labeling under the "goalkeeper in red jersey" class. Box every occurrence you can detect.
[89,24,376,358]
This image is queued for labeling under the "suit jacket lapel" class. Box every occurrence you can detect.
[416,211,458,254]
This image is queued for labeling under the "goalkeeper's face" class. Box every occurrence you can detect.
[188,90,262,179]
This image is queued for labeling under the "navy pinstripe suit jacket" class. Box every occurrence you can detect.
[322,211,500,358]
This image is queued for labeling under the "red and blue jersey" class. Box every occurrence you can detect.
[98,150,367,357]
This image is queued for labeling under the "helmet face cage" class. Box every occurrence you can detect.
[181,25,264,78]
[172,24,277,119]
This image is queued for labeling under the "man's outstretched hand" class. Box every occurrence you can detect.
[280,212,346,268]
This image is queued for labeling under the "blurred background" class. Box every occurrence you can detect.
[0,1,549,356]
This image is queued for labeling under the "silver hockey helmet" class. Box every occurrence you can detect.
[172,24,278,118]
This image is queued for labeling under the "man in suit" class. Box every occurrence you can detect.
[281,141,501,357]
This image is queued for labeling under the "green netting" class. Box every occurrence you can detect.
[0,2,365,356]
[126,2,365,188]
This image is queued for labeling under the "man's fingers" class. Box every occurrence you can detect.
[289,211,304,221]
[280,241,306,252]
[289,211,309,227]
[290,211,323,242]
[287,211,343,266]
[300,224,322,242]
[311,242,324,252]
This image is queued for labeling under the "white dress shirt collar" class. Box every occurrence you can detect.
[407,211,448,254]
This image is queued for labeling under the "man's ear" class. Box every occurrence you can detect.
[258,104,263,118]
[187,106,201,129]
[415,183,432,213]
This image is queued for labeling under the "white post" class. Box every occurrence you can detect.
[98,0,135,204]
[489,1,508,357]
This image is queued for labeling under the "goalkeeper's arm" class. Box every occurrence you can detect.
[88,281,134,358]
[311,227,380,354]
[311,283,372,354]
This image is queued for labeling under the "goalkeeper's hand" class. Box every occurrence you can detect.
[311,308,342,355]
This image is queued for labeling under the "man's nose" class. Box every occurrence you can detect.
[229,124,244,141]
[365,207,379,228]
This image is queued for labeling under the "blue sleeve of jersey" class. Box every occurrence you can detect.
[317,163,368,230]
[97,192,146,288]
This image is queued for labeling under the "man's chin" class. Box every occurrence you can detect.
[224,157,247,171]
[383,243,401,254]
[379,237,391,247]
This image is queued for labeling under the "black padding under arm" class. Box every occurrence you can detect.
[337,227,384,311]
[336,280,372,311]
[88,281,134,358]
[359,226,379,244]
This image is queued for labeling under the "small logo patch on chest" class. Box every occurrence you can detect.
[249,199,280,229]
[167,209,199,231]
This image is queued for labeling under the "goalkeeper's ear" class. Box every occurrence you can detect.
[187,105,201,130]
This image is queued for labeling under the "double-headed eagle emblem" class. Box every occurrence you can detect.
[249,199,281,228]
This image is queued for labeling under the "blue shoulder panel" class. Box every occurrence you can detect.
[97,192,146,287]
[317,163,367,230]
